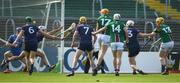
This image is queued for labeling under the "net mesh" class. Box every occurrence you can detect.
[0,0,62,47]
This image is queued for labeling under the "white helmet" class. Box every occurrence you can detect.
[113,13,121,20]
[126,20,134,27]
[38,25,46,30]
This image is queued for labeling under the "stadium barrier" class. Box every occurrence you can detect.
[63,47,161,73]
[1,47,179,73]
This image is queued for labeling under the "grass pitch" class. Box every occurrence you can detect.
[0,72,180,83]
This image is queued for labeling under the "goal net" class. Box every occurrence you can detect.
[0,0,64,73]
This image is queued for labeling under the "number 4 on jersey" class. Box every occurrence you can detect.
[112,25,121,33]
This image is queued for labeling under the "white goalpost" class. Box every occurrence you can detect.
[40,0,65,73]
[60,0,65,74]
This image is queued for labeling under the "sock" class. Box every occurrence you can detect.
[6,60,9,63]
[133,69,136,72]
[46,65,50,68]
[115,69,119,72]
[96,64,101,70]
[6,65,9,69]
[130,65,139,71]
[30,64,34,71]
[72,68,75,73]
[161,65,166,72]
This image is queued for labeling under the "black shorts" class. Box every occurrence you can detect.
[127,47,140,57]
[78,43,93,52]
[24,42,38,52]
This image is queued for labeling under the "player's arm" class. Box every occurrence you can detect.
[124,26,129,43]
[13,30,24,47]
[96,23,99,31]
[54,23,76,38]
[62,23,76,38]
[39,30,60,40]
[71,31,78,48]
[92,26,107,35]
[148,31,156,37]
[5,36,14,47]
[92,28,97,44]
[6,43,15,47]
[47,26,63,35]
[138,28,157,37]
[92,35,97,45]
[138,32,153,37]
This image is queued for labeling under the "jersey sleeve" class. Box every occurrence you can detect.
[7,35,13,43]
[75,26,80,32]
[153,28,159,33]
[22,26,26,31]
[106,22,112,28]
[36,26,40,31]
[90,26,94,32]
[22,26,25,31]
[136,28,140,34]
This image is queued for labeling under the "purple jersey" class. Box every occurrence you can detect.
[37,32,44,43]
[22,24,39,43]
[8,34,23,56]
[127,27,140,47]
[76,24,93,44]
[127,27,141,57]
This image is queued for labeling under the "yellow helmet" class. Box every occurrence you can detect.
[79,16,87,24]
[156,17,164,25]
[100,8,109,15]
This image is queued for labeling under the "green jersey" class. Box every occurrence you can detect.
[106,20,126,42]
[97,15,112,35]
[153,24,173,43]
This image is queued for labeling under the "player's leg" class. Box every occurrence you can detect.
[159,50,169,75]
[29,51,36,75]
[129,47,147,75]
[110,42,119,76]
[159,42,174,75]
[94,51,105,73]
[111,42,124,76]
[160,43,173,75]
[84,57,90,73]
[93,36,109,76]
[86,44,95,71]
[112,50,117,75]
[1,51,13,68]
[36,49,55,71]
[129,56,137,74]
[112,50,117,70]
[92,44,108,76]
[25,52,30,72]
[114,50,122,76]
[96,34,109,68]
[8,51,26,61]
[66,49,83,76]
[87,51,95,70]
[20,57,27,72]
[129,56,146,75]
[1,51,13,73]
[96,45,108,68]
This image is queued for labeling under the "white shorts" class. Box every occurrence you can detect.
[160,41,174,53]
[97,34,110,46]
[110,42,124,51]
